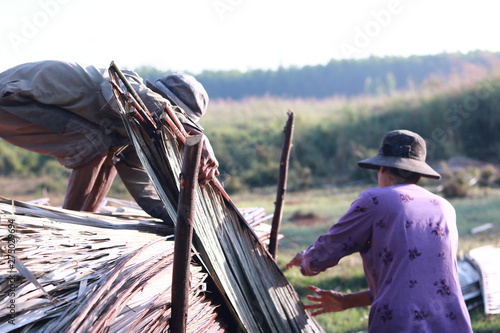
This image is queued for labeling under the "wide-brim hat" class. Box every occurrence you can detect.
[357,129,441,179]
[146,73,208,123]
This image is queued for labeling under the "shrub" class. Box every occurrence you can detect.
[442,180,469,198]
[478,164,498,187]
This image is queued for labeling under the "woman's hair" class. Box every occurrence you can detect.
[386,167,421,184]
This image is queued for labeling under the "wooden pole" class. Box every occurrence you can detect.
[170,135,203,333]
[269,111,294,259]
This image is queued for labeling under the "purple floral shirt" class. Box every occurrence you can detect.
[302,184,472,332]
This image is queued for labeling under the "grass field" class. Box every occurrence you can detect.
[1,175,499,332]
[1,59,499,332]
[232,185,500,333]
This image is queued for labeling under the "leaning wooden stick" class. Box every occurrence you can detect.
[269,110,295,259]
[163,103,189,138]
[161,111,188,144]
[171,135,203,333]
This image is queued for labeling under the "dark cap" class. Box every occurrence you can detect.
[146,73,208,123]
[357,129,441,179]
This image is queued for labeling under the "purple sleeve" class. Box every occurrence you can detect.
[301,191,375,275]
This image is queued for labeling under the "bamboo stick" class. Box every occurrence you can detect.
[170,135,203,333]
[269,110,295,259]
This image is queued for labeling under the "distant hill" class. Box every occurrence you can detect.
[137,51,500,99]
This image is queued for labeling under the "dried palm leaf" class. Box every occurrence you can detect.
[0,207,225,332]
[109,62,324,332]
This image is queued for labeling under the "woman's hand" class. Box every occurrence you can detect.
[285,251,304,270]
[304,286,349,316]
[305,286,372,316]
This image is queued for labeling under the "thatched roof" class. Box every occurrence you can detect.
[0,198,233,332]
[107,63,323,332]
[0,63,325,332]
[0,197,303,332]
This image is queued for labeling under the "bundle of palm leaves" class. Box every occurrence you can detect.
[108,62,323,332]
[0,62,323,333]
[0,199,226,332]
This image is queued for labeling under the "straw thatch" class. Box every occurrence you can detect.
[0,198,286,332]
[0,198,235,332]
[108,63,323,332]
[0,63,324,333]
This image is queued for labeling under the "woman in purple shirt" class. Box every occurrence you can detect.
[287,130,472,332]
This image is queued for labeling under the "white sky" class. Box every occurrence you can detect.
[0,0,498,74]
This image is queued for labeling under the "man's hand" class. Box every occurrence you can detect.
[198,135,220,186]
[183,124,220,186]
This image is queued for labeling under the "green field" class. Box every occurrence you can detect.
[2,176,498,332]
[1,64,499,332]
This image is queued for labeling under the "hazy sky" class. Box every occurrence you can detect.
[0,0,498,74]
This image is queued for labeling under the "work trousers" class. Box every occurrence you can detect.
[0,107,172,224]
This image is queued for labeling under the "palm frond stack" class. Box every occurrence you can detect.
[0,63,324,332]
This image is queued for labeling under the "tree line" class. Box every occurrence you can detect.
[1,52,499,195]
[137,51,500,99]
[203,75,500,193]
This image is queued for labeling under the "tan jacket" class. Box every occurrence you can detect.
[0,60,198,145]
